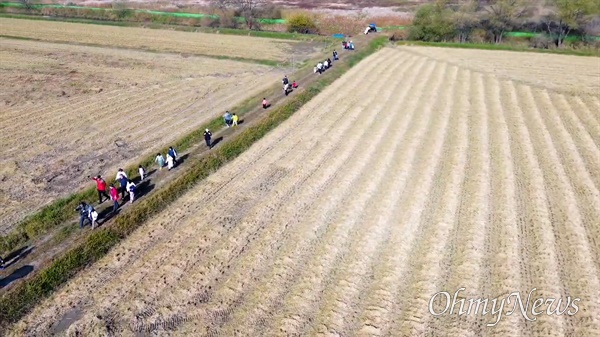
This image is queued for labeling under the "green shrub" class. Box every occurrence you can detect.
[287,13,318,34]
[409,3,456,42]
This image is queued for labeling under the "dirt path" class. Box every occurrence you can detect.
[0,34,370,296]
[8,44,599,336]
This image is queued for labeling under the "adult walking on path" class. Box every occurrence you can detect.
[109,184,119,213]
[155,153,166,170]
[90,175,109,204]
[76,201,91,229]
[168,147,178,163]
[116,168,128,200]
[204,129,212,149]
[223,111,233,128]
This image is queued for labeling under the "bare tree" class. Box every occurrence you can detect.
[234,0,266,30]
[544,0,600,46]
[210,0,265,30]
[481,0,530,43]
[453,1,480,42]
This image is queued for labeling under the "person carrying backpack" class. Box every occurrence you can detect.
[91,175,109,204]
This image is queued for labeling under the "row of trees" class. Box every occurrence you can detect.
[410,0,600,46]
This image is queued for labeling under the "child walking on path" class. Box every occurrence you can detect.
[155,153,165,170]
[89,205,99,229]
[139,165,146,180]
[232,113,239,126]
[166,154,175,171]
[126,180,137,203]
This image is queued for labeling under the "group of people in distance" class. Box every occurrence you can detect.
[342,40,355,50]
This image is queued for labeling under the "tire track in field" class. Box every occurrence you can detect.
[112,50,407,333]
[483,75,524,337]
[261,59,450,337]
[432,70,490,337]
[10,50,396,336]
[206,52,428,337]
[547,94,600,190]
[392,66,468,337]
[501,80,565,337]
[516,84,600,336]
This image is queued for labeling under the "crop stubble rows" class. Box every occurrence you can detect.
[9,46,600,336]
[0,38,281,234]
[0,18,296,62]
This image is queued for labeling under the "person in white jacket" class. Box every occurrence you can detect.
[126,180,137,203]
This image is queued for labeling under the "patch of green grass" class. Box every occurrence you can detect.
[397,40,600,57]
[0,37,388,327]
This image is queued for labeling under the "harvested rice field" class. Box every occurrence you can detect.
[8,46,600,336]
[0,17,308,62]
[0,37,284,234]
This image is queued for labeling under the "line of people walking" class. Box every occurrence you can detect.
[74,45,341,231]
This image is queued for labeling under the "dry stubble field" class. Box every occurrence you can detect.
[0,18,302,62]
[9,47,600,336]
[0,32,290,233]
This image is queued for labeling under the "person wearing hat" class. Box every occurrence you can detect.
[204,129,212,148]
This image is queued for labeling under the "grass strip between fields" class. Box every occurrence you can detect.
[0,36,388,327]
[396,40,600,57]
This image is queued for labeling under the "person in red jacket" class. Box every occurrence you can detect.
[91,175,109,204]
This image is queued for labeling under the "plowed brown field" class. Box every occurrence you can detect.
[0,37,282,234]
[9,47,600,336]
